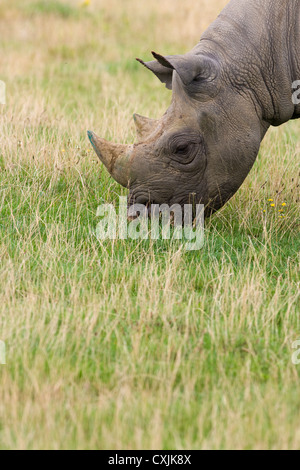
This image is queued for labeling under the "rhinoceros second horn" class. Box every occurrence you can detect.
[133,113,159,140]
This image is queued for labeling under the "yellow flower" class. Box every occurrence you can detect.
[268,199,273,202]
[263,210,266,213]
[281,203,286,206]
[270,203,275,207]
[61,148,65,152]
[80,0,90,7]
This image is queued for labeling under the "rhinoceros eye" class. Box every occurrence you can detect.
[175,143,190,155]
[168,132,203,166]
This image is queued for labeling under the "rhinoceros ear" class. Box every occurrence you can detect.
[136,58,173,90]
[151,51,219,87]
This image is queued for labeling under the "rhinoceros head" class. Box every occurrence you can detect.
[88,49,264,216]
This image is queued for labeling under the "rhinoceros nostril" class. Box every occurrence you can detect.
[138,197,151,205]
[130,193,151,205]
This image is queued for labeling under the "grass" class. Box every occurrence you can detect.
[0,0,299,450]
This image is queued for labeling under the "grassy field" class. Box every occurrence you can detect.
[0,0,299,450]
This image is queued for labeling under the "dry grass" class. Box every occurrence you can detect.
[0,0,299,449]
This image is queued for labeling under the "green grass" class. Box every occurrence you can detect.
[0,0,299,449]
[24,0,79,18]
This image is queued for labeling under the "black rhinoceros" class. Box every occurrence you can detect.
[88,0,300,216]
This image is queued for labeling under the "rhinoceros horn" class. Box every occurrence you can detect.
[133,113,159,140]
[87,130,132,188]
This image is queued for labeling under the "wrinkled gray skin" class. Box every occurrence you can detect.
[88,0,300,216]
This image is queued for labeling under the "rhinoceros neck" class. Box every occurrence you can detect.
[199,0,300,126]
